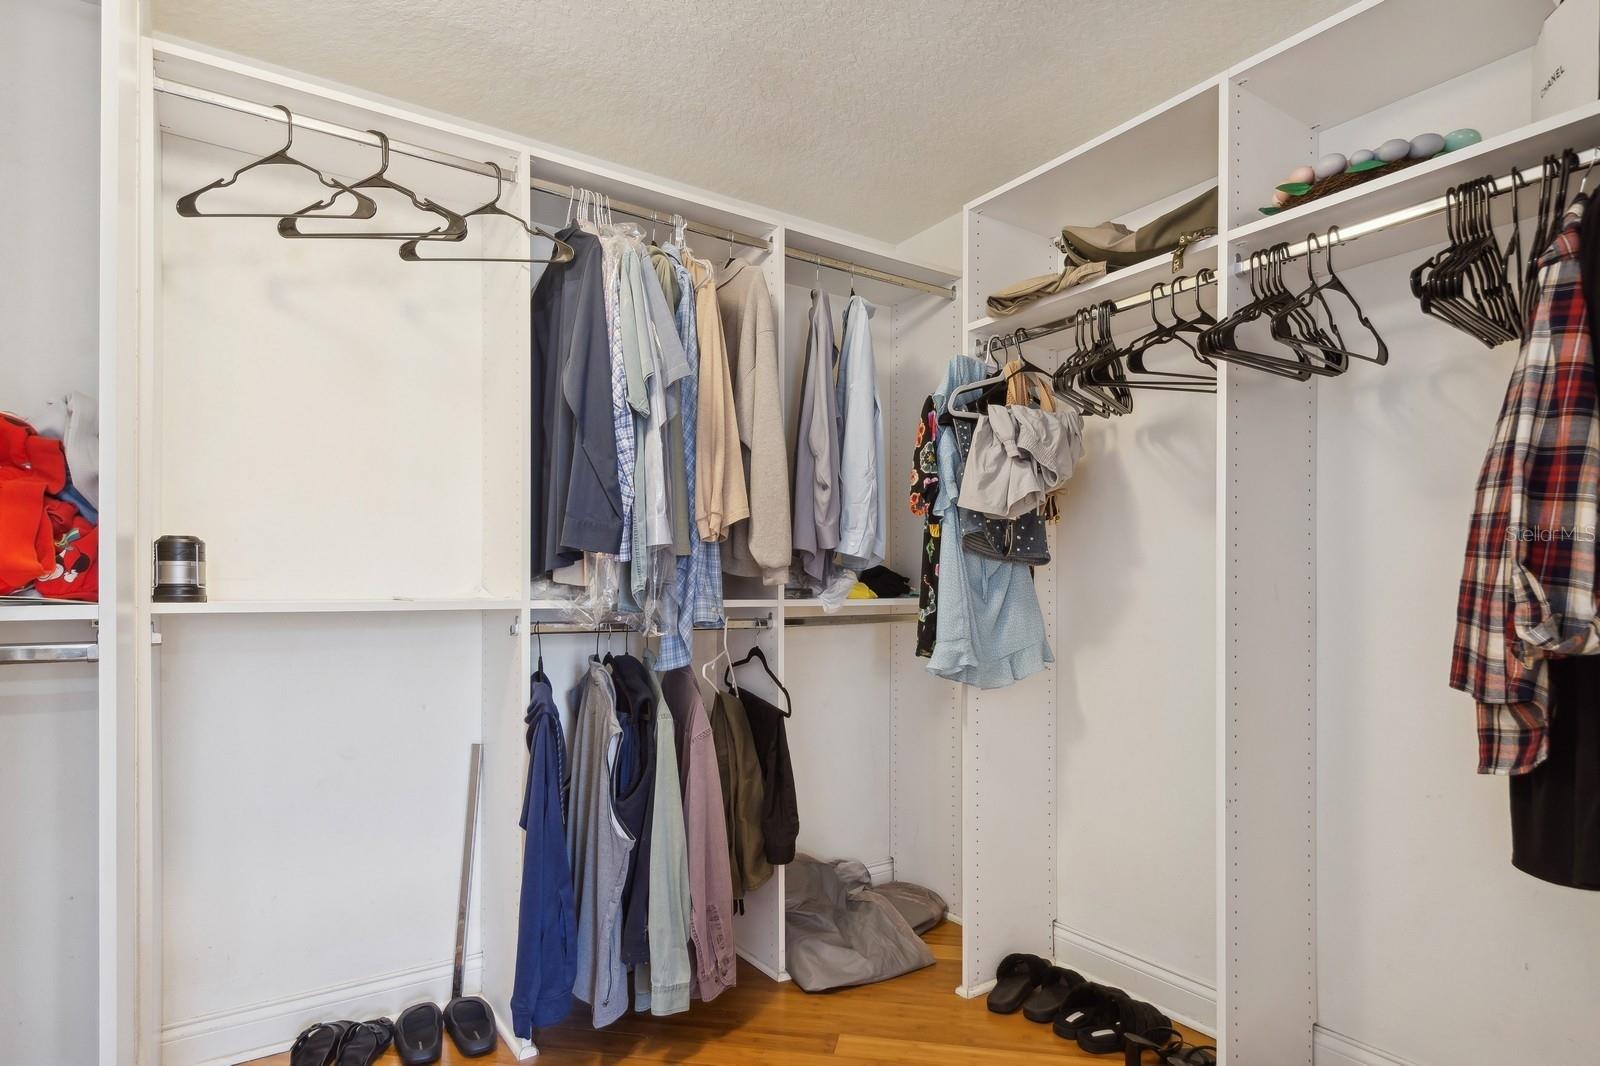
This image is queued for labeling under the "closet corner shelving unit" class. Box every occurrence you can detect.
[962,0,1581,1060]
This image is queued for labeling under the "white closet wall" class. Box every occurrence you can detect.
[0,3,103,1065]
[1315,254,1600,1066]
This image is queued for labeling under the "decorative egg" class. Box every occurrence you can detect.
[1408,133,1445,159]
[1273,188,1292,206]
[1444,127,1482,152]
[1350,148,1376,167]
[1287,164,1315,185]
[1313,153,1348,181]
[1376,138,1411,162]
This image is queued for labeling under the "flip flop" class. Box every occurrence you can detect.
[1021,966,1085,1023]
[986,953,1050,1014]
[394,1002,444,1065]
[288,1020,353,1066]
[333,1018,394,1066]
[1123,1026,1184,1064]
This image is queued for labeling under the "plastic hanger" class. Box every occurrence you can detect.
[702,624,737,695]
[724,645,793,718]
[1197,247,1316,381]
[1280,228,1388,366]
[278,130,467,241]
[1114,279,1217,393]
[175,104,377,220]
[399,162,574,264]
[531,621,547,684]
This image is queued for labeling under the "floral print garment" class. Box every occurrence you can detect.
[908,395,941,657]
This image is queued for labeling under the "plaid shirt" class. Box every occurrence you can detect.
[657,245,725,669]
[1452,198,1596,774]
[599,234,636,562]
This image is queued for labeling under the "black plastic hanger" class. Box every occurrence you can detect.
[175,104,377,220]
[1198,247,1316,380]
[531,622,547,685]
[400,162,574,264]
[1282,229,1388,366]
[277,130,467,241]
[724,645,792,718]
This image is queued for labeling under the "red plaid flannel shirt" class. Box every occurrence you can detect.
[1451,199,1599,774]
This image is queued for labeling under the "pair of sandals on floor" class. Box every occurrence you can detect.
[290,998,497,1066]
[988,953,1217,1064]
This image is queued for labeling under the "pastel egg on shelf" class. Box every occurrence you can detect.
[1260,127,1480,215]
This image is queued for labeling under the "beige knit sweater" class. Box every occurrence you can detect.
[714,260,792,585]
[689,255,748,541]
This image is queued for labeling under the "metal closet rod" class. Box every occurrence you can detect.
[521,617,772,636]
[997,146,1600,349]
[530,179,955,298]
[153,78,511,182]
[156,79,953,300]
[1260,145,1600,266]
[0,641,100,665]
[999,271,1216,349]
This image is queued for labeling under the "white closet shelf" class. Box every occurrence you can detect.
[150,598,522,616]
[966,236,1219,336]
[1229,100,1600,268]
[784,596,918,617]
[0,602,99,623]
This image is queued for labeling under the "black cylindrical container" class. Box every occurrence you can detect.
[153,535,207,602]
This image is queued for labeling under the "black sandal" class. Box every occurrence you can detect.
[986,953,1050,1014]
[288,1021,353,1066]
[333,1018,394,1066]
[1078,994,1170,1055]
[1021,966,1085,1022]
[1124,1026,1184,1064]
[394,1002,444,1065]
[1052,982,1122,1039]
[1168,1044,1218,1065]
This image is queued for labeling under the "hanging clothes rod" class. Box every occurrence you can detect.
[784,247,956,300]
[153,79,510,182]
[0,641,100,665]
[529,180,953,298]
[518,617,772,636]
[994,271,1217,349]
[529,178,771,252]
[1258,146,1600,267]
[784,613,917,627]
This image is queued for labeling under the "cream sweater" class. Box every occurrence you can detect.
[689,255,748,541]
[714,260,792,585]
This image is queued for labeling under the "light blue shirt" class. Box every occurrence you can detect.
[834,295,885,571]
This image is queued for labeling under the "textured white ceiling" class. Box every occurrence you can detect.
[153,0,1348,242]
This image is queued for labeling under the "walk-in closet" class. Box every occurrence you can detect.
[8,1,1600,1064]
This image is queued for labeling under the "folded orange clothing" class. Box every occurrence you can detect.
[0,477,54,591]
[35,501,97,601]
[0,413,67,493]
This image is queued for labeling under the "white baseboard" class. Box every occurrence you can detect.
[735,947,789,983]
[866,857,895,885]
[1051,922,1216,1036]
[1313,1026,1422,1066]
[161,953,483,1066]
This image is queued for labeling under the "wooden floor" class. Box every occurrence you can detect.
[252,923,1206,1064]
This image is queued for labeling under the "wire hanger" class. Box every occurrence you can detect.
[176,104,377,220]
[279,130,466,241]
[399,161,574,264]
[725,644,793,718]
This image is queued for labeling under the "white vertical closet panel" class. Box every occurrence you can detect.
[477,150,533,1055]
[0,3,103,1065]
[888,291,963,915]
